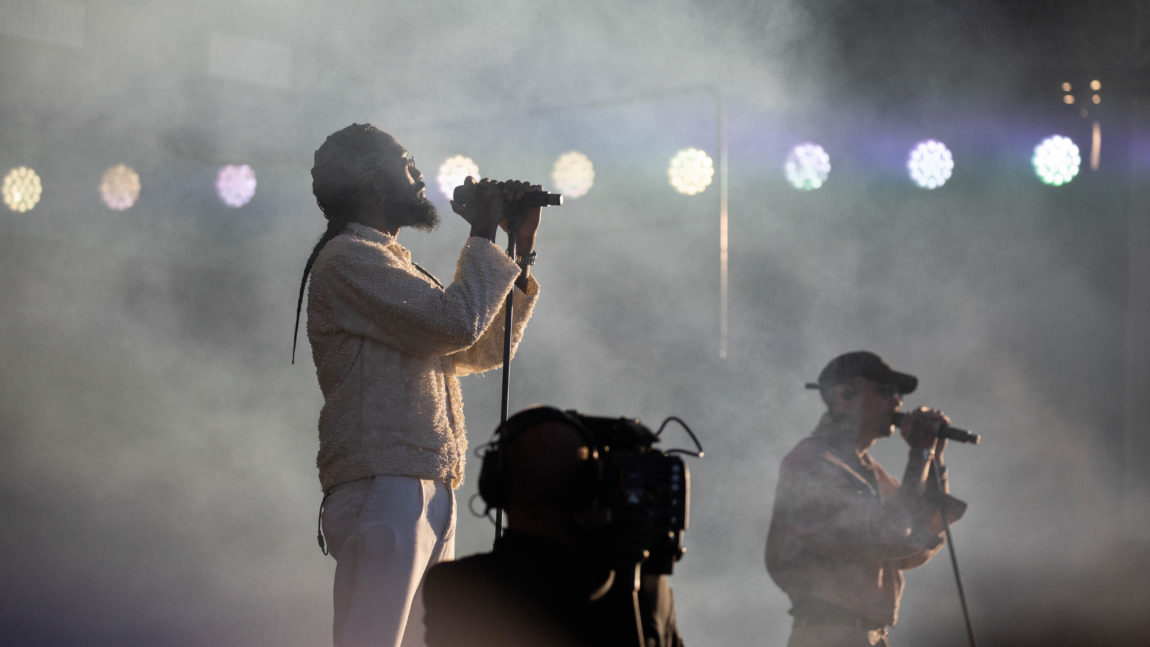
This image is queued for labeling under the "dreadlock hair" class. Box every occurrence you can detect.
[292,123,403,364]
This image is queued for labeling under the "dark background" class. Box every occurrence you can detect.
[2,1,1148,645]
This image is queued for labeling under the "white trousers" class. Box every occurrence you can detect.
[322,475,456,647]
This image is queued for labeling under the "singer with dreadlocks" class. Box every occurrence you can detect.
[293,123,542,647]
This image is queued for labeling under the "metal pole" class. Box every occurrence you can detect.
[494,216,519,541]
[931,458,978,647]
[716,91,729,360]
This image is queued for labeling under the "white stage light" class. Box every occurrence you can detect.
[668,148,714,196]
[3,166,43,213]
[907,140,954,189]
[1032,135,1080,186]
[437,155,480,201]
[99,164,141,210]
[784,143,831,191]
[551,151,594,199]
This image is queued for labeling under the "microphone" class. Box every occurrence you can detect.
[453,182,563,209]
[891,412,981,445]
[519,190,563,207]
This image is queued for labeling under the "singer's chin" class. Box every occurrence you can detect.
[397,198,440,232]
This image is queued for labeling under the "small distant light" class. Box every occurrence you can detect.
[1032,135,1081,186]
[99,164,141,211]
[437,155,480,201]
[1062,82,1072,92]
[1092,94,1101,105]
[668,148,714,195]
[551,151,595,199]
[784,143,831,191]
[216,164,257,207]
[1090,79,1101,91]
[3,166,43,213]
[1063,94,1075,105]
[907,140,954,189]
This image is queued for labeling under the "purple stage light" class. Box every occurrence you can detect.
[216,164,257,208]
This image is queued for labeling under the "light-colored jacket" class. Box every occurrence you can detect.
[307,222,539,491]
[765,413,965,626]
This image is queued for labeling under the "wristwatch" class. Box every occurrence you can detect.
[515,251,536,266]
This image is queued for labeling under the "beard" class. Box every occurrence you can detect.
[390,190,440,232]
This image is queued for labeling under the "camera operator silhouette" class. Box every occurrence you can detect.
[423,406,686,647]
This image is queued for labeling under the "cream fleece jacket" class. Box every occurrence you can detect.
[307,222,539,491]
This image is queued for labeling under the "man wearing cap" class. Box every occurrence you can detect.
[765,351,966,647]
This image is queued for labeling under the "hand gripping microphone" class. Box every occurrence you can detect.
[891,412,981,445]
[452,181,563,209]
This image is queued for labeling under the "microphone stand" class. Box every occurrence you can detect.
[493,212,520,542]
[931,457,979,647]
[607,560,647,647]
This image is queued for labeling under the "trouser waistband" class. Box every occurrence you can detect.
[792,615,887,631]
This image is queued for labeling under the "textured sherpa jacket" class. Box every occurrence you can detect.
[307,222,539,492]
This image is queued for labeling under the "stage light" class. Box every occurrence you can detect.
[437,155,479,201]
[907,140,954,190]
[1060,81,1075,105]
[551,151,594,199]
[99,164,141,211]
[668,148,714,196]
[1032,135,1080,186]
[216,164,257,207]
[3,166,43,213]
[784,143,831,191]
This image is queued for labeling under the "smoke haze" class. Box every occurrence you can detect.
[2,1,1148,645]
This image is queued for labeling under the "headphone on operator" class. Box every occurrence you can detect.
[477,406,602,513]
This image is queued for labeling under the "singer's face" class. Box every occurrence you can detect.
[857,379,902,437]
[377,147,439,231]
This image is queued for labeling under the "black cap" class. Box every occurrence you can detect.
[805,351,918,395]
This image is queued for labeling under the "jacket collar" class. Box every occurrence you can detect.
[812,412,867,461]
[345,221,410,261]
